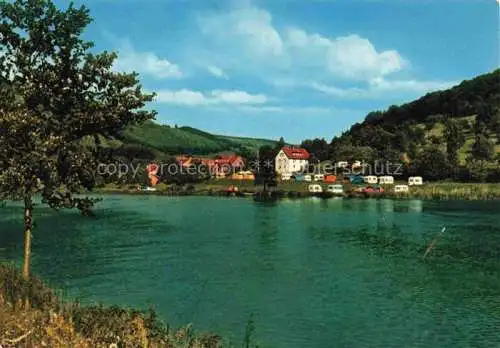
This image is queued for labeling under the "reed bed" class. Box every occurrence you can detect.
[384,183,500,200]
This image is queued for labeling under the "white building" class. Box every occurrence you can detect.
[275,146,310,175]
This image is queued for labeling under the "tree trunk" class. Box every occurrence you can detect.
[22,195,33,280]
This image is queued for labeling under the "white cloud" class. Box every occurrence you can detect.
[156,89,206,106]
[207,65,228,79]
[113,41,182,79]
[310,82,365,98]
[235,105,342,114]
[327,35,405,80]
[155,89,267,106]
[368,77,456,93]
[210,90,266,104]
[311,78,456,99]
[285,29,407,80]
[199,5,284,59]
[198,3,406,81]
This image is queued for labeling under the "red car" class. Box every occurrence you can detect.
[356,185,384,193]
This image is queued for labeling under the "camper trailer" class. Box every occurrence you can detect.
[314,174,325,182]
[378,176,395,185]
[308,184,323,193]
[408,176,423,186]
[327,184,344,195]
[363,176,378,184]
[394,185,409,193]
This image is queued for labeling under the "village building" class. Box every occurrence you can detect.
[175,154,245,179]
[275,146,310,175]
[208,155,245,178]
[231,171,255,180]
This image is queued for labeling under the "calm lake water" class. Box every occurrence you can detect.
[1,196,499,347]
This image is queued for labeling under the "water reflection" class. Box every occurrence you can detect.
[1,197,499,348]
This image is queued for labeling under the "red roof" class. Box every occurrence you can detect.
[281,147,310,160]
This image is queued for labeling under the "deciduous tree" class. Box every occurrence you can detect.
[0,0,156,279]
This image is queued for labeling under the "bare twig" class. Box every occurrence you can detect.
[2,329,33,345]
[423,227,446,259]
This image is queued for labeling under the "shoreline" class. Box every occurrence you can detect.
[93,182,500,201]
[0,264,225,347]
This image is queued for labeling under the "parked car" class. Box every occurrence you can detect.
[226,185,239,193]
[142,186,157,192]
[355,185,384,193]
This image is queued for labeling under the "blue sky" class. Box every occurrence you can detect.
[58,0,498,142]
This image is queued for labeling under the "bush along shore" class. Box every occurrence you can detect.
[95,181,500,201]
[0,264,228,348]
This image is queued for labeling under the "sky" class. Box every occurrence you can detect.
[56,0,498,143]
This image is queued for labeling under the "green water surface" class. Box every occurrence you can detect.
[0,196,499,347]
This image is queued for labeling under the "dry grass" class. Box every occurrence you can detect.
[0,264,223,348]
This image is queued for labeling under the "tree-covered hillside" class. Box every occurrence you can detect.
[301,69,500,182]
[90,121,277,160]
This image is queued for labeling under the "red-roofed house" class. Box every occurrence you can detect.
[275,146,310,174]
[175,154,245,178]
[211,155,245,178]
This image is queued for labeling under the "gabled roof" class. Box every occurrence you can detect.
[281,146,310,160]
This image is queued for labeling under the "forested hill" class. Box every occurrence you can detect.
[362,69,500,126]
[301,69,500,181]
[85,121,277,160]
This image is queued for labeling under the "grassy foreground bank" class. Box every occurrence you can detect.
[97,181,500,201]
[0,264,224,348]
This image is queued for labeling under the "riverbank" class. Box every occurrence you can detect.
[95,181,500,201]
[0,264,222,347]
